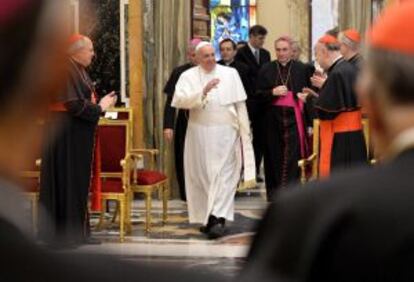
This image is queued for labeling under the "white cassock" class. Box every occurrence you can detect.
[172,64,256,224]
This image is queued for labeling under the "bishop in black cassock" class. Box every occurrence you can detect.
[256,37,313,199]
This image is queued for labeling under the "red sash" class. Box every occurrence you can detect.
[49,102,66,112]
[319,111,363,178]
[272,91,309,158]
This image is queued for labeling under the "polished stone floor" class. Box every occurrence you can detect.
[72,187,268,278]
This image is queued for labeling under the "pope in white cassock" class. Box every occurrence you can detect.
[172,42,256,239]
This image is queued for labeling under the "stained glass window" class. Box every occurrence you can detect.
[210,0,257,58]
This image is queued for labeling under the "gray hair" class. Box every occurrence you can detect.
[68,36,88,55]
[339,33,359,51]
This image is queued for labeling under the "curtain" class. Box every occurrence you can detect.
[142,0,191,198]
[288,0,311,61]
[338,0,372,35]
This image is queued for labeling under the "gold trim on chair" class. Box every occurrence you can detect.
[97,116,133,242]
[128,150,169,233]
[298,117,374,184]
[298,119,320,184]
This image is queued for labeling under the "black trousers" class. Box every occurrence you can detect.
[247,100,265,176]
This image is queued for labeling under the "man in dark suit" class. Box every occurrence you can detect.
[239,2,414,281]
[235,25,271,182]
[218,38,250,95]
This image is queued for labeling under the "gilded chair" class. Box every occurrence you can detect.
[298,118,371,184]
[20,159,41,234]
[99,107,169,234]
[97,117,134,242]
[129,149,168,233]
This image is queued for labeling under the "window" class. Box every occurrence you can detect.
[210,0,257,58]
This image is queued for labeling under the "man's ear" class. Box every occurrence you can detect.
[367,82,389,158]
[357,67,388,157]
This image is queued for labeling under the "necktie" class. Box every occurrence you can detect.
[254,49,260,64]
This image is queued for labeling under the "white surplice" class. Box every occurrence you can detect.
[172,64,255,224]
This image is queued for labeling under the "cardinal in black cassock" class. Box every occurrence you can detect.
[39,34,117,246]
[310,35,367,178]
[239,4,414,281]
[256,36,314,200]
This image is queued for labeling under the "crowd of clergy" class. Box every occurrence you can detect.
[3,0,414,281]
[164,24,367,239]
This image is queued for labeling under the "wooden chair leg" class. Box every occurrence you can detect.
[145,192,152,233]
[162,184,168,224]
[32,194,39,235]
[97,199,107,230]
[119,198,125,243]
[125,192,133,234]
[158,188,163,201]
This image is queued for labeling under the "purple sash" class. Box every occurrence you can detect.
[272,91,308,158]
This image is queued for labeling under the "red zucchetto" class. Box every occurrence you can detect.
[343,29,361,43]
[369,1,414,55]
[318,34,339,45]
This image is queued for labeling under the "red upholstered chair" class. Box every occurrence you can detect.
[130,149,169,233]
[99,107,169,234]
[98,118,133,242]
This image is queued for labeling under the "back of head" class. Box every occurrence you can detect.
[367,2,414,105]
[318,34,341,52]
[0,0,66,175]
[67,34,90,55]
[0,0,66,116]
[339,29,361,48]
[362,1,414,157]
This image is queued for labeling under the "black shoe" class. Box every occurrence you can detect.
[81,237,102,245]
[207,218,226,240]
[200,215,218,234]
[256,175,264,183]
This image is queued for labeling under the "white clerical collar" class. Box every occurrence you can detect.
[386,127,414,161]
[199,65,216,75]
[333,55,343,65]
[248,42,258,55]
[224,59,234,66]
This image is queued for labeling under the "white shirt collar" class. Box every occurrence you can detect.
[333,55,343,65]
[248,42,258,55]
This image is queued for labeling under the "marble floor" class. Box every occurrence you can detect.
[70,187,268,278]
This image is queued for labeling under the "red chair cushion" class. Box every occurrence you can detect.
[101,178,123,193]
[136,170,167,185]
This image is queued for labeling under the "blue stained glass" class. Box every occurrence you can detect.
[210,0,253,59]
